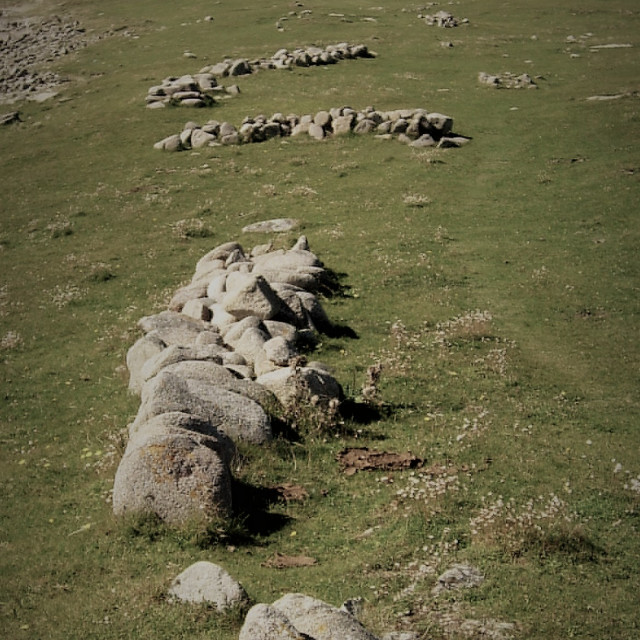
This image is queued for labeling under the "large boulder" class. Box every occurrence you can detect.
[239,603,309,640]
[272,593,380,640]
[138,311,213,347]
[134,371,273,444]
[112,430,233,525]
[168,561,248,609]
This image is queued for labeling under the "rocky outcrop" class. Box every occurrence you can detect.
[155,106,469,150]
[0,13,104,104]
[113,237,344,526]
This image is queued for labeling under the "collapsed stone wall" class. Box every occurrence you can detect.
[0,13,100,104]
[478,71,538,89]
[154,106,469,151]
[113,236,343,525]
[146,42,376,109]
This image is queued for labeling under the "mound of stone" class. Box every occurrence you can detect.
[0,13,105,104]
[155,106,469,150]
[418,11,468,28]
[114,236,344,526]
[145,73,240,109]
[478,71,538,89]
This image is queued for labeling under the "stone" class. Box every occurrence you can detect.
[332,114,355,135]
[240,604,309,640]
[168,561,248,609]
[242,218,299,233]
[264,336,297,366]
[139,344,226,385]
[113,430,232,525]
[222,273,282,320]
[190,128,216,148]
[138,311,212,347]
[160,359,274,407]
[128,411,235,463]
[256,365,342,408]
[182,298,214,322]
[153,134,183,151]
[272,593,380,640]
[168,282,208,311]
[134,370,273,444]
[308,122,325,140]
[432,563,484,594]
[126,332,167,395]
[229,58,252,76]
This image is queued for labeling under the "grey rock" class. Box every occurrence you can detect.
[240,603,309,640]
[264,336,298,366]
[182,298,214,322]
[168,561,248,609]
[138,311,212,347]
[113,429,232,525]
[139,343,226,385]
[168,282,208,311]
[222,274,282,320]
[126,332,167,395]
[134,371,272,444]
[242,218,299,233]
[256,365,342,408]
[433,563,484,594]
[272,593,379,640]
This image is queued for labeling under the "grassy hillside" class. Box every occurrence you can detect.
[1,0,638,638]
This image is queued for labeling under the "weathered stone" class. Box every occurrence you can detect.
[242,218,298,233]
[168,282,209,311]
[190,128,216,148]
[256,365,342,408]
[135,370,273,444]
[272,593,380,640]
[138,311,212,346]
[240,604,309,640]
[308,122,325,140]
[264,336,297,366]
[432,563,484,594]
[113,430,233,525]
[168,561,248,609]
[182,298,214,322]
[139,344,226,384]
[222,273,281,320]
[153,134,183,151]
[126,332,167,395]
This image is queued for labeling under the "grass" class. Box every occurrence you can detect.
[1,0,639,638]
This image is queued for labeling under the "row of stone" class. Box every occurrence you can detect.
[113,236,343,525]
[166,559,485,639]
[418,10,468,28]
[146,73,240,109]
[154,106,469,151]
[198,42,376,78]
[478,71,538,89]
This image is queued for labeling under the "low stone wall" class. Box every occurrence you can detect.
[418,11,468,28]
[199,42,376,77]
[154,106,469,150]
[113,236,344,525]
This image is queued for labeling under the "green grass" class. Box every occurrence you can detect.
[1,0,639,638]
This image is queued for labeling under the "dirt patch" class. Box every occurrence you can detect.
[262,552,317,569]
[337,447,423,475]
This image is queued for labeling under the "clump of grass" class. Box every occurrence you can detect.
[403,193,432,208]
[434,310,494,347]
[170,218,213,239]
[1,330,23,350]
[87,262,116,282]
[47,217,73,238]
[468,492,591,559]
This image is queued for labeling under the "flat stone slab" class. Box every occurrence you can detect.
[242,218,299,233]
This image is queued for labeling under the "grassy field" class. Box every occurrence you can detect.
[1,0,639,638]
